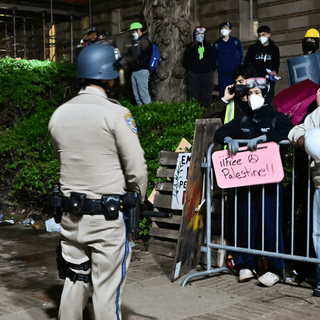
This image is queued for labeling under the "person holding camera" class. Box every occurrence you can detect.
[48,43,148,320]
[202,64,257,123]
[214,78,293,287]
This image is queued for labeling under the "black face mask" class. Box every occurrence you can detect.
[305,41,315,52]
[235,84,248,98]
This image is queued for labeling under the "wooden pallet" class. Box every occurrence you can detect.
[148,151,182,257]
[148,149,227,267]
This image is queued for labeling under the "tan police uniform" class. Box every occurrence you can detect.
[48,85,148,320]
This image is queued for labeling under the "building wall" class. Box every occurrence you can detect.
[256,0,320,94]
[86,0,319,95]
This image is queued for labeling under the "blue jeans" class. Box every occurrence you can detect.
[236,183,284,275]
[313,188,320,288]
[131,69,151,106]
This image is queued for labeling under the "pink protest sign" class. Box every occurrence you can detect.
[212,142,284,189]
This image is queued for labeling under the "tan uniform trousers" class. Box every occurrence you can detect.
[58,211,131,320]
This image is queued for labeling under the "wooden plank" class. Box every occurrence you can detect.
[200,249,226,268]
[201,235,228,267]
[147,138,191,204]
[148,238,177,257]
[155,182,173,192]
[151,215,181,224]
[149,227,179,240]
[158,151,179,166]
[172,118,222,281]
[156,167,175,178]
[153,192,172,209]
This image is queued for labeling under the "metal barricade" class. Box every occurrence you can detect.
[181,140,320,287]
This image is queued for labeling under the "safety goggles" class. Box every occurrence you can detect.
[246,77,267,86]
[196,27,206,34]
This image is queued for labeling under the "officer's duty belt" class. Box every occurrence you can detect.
[62,193,123,220]
[62,197,103,213]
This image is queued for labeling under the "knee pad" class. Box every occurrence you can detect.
[66,260,91,283]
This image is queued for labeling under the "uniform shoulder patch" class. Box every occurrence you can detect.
[124,112,138,134]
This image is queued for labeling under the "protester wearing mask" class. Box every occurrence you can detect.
[214,78,293,287]
[127,22,152,106]
[302,28,320,55]
[244,26,280,101]
[184,27,214,108]
[213,22,243,98]
[202,64,257,122]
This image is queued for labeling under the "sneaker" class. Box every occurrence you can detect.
[313,288,320,297]
[258,272,280,287]
[239,269,254,282]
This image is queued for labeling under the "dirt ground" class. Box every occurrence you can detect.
[0,183,49,227]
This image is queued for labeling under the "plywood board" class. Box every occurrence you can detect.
[172,118,222,281]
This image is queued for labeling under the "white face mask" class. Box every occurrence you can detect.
[132,33,139,41]
[260,36,268,45]
[221,29,229,37]
[248,94,265,111]
[195,34,204,43]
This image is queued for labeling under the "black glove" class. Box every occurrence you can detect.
[113,57,124,71]
[224,136,239,155]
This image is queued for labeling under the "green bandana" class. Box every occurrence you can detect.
[198,46,205,60]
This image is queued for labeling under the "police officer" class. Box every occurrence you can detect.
[48,43,148,320]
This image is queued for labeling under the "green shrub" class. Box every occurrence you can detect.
[121,99,204,197]
[0,58,79,205]
[0,57,205,210]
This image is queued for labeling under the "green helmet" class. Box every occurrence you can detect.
[128,22,143,31]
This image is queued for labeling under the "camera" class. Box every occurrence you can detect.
[228,86,235,95]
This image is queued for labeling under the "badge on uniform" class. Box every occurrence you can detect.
[124,112,138,134]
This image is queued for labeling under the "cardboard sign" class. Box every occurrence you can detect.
[212,142,284,189]
[171,153,191,210]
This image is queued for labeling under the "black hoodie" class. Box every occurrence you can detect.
[244,41,280,77]
[128,33,152,72]
[184,28,214,73]
[214,104,293,143]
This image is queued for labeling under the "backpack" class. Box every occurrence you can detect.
[141,36,161,72]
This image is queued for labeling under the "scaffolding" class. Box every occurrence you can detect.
[0,1,91,63]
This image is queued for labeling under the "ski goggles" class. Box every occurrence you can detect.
[196,27,206,34]
[246,77,267,86]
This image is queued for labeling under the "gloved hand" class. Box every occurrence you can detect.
[247,135,267,151]
[113,57,124,71]
[224,136,239,155]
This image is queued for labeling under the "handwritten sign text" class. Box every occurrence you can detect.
[212,142,284,189]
